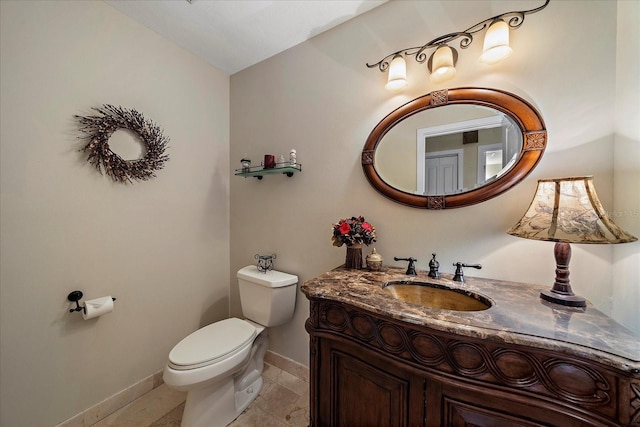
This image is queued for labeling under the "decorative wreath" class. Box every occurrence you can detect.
[75,104,170,184]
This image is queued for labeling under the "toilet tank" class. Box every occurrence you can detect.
[237,265,298,327]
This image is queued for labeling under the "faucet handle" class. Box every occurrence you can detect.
[452,262,482,282]
[394,257,417,275]
[428,253,440,279]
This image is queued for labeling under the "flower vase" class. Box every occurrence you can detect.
[345,244,363,269]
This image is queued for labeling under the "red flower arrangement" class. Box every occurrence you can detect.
[331,216,377,247]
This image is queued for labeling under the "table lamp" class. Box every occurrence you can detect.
[507,176,637,307]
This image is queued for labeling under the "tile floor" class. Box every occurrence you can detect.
[91,361,309,427]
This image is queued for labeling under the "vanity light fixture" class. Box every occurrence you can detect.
[507,176,637,307]
[367,0,550,90]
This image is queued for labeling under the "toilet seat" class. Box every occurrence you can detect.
[168,318,257,370]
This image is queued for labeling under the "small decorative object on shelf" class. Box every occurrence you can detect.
[366,248,383,271]
[255,253,276,273]
[290,149,297,165]
[263,154,276,169]
[331,216,377,269]
[240,157,251,172]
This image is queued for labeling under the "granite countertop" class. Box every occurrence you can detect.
[301,266,640,373]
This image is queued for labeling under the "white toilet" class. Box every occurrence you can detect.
[163,265,298,427]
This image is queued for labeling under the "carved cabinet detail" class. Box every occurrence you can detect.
[306,300,638,426]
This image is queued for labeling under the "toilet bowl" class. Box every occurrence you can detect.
[163,266,298,427]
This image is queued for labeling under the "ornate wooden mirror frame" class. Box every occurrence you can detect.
[362,87,547,209]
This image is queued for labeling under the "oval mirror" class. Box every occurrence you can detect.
[362,88,546,209]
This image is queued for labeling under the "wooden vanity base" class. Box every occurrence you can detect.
[305,299,640,426]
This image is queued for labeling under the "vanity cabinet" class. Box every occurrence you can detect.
[305,296,640,427]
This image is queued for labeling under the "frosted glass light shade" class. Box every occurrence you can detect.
[429,45,457,84]
[507,176,637,244]
[385,55,407,90]
[480,19,513,65]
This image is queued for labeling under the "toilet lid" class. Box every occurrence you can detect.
[168,318,256,369]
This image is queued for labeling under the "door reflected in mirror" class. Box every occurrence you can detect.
[376,105,522,195]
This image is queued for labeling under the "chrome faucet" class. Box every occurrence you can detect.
[452,262,482,282]
[394,257,417,275]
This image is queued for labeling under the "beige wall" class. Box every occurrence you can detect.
[0,1,230,426]
[230,0,639,368]
[613,0,640,334]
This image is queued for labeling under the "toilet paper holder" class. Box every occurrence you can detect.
[67,290,116,314]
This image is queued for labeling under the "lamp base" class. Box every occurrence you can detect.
[539,242,587,308]
[540,289,586,307]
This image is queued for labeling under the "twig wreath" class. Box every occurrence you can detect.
[75,104,170,184]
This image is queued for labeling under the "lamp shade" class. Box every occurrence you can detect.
[385,54,407,90]
[429,45,457,84]
[507,176,637,244]
[480,19,513,65]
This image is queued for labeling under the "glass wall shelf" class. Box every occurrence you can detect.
[234,163,302,180]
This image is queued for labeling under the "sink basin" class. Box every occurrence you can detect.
[383,281,492,311]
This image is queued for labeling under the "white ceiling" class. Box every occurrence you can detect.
[105,0,387,75]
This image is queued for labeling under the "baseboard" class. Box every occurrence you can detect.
[54,369,165,427]
[264,350,309,382]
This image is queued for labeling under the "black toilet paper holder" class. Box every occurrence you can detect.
[67,290,116,314]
